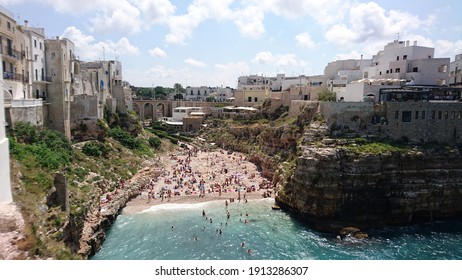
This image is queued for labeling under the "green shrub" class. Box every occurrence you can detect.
[108,127,141,149]
[9,122,73,170]
[82,141,111,157]
[148,137,162,148]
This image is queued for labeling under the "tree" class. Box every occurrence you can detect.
[317,89,336,101]
[173,83,185,94]
[154,86,167,99]
[174,93,184,100]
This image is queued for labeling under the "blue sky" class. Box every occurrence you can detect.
[1,0,461,88]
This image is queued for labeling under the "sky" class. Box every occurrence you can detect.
[1,0,461,88]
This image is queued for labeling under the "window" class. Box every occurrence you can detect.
[402,111,412,122]
[254,97,258,102]
[34,54,38,61]
[403,55,407,60]
[39,42,42,50]
[51,52,56,59]
[459,112,462,119]
[451,111,455,119]
[35,69,38,80]
[415,111,419,119]
[7,21,11,30]
[413,67,418,72]
[422,111,426,120]
[395,68,400,73]
[397,56,400,61]
[432,111,436,119]
[444,111,449,119]
[34,40,37,48]
[438,111,442,119]
[247,96,252,102]
[394,111,399,119]
[386,70,389,74]
[390,69,393,73]
[379,71,382,75]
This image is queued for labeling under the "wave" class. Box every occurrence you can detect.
[138,197,275,214]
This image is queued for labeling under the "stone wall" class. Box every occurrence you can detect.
[290,100,462,144]
[9,100,44,126]
[385,102,462,144]
[71,95,99,122]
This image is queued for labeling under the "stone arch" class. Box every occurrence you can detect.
[156,103,165,120]
[143,103,154,125]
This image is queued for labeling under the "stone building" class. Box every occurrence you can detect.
[1,8,45,127]
[449,53,462,87]
[45,37,80,139]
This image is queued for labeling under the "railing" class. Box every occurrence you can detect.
[1,46,22,60]
[3,71,23,82]
[40,75,52,82]
[11,99,43,107]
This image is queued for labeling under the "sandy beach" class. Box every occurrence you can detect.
[123,142,274,214]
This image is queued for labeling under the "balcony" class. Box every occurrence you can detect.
[33,75,52,83]
[1,46,22,61]
[3,71,23,82]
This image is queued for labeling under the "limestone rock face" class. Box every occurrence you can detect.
[0,203,25,259]
[69,182,142,258]
[276,147,462,233]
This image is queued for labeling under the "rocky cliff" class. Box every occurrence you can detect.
[276,141,462,233]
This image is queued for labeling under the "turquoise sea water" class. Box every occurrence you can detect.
[91,198,462,260]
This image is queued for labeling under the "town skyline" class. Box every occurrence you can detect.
[1,0,461,88]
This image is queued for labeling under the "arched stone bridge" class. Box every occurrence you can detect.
[132,100,172,122]
[131,100,232,122]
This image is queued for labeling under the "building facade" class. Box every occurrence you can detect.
[45,37,79,139]
[449,53,462,87]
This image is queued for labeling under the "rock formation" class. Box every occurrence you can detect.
[276,143,462,233]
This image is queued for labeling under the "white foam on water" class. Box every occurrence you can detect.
[139,200,221,214]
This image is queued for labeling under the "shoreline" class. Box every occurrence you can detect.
[122,142,274,214]
[80,141,275,257]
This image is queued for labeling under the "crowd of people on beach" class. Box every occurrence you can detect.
[139,143,273,204]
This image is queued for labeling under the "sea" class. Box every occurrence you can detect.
[91,198,462,260]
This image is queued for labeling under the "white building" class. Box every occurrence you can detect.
[324,58,372,97]
[0,59,12,203]
[185,86,212,101]
[449,53,462,87]
[23,23,49,100]
[171,106,203,122]
[338,41,450,101]
[369,40,449,85]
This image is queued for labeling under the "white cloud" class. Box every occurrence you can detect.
[149,47,167,58]
[275,53,298,67]
[41,0,175,35]
[233,6,265,39]
[295,32,315,49]
[325,2,430,47]
[90,1,142,35]
[435,40,462,58]
[137,0,176,24]
[254,0,350,26]
[184,58,207,67]
[164,0,235,45]
[252,51,274,64]
[62,26,140,60]
[253,51,301,67]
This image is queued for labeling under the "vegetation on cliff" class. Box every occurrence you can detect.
[7,113,166,259]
